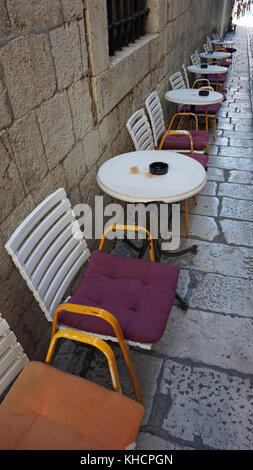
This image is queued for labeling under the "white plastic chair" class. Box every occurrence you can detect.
[126,109,155,151]
[169,71,186,91]
[0,313,29,397]
[207,36,213,52]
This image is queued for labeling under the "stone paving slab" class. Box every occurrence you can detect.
[153,307,253,374]
[160,360,253,450]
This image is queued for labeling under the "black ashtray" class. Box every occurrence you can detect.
[201,63,208,68]
[149,162,169,175]
[199,90,209,96]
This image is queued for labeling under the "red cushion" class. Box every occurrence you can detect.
[59,250,180,344]
[184,153,208,168]
[162,130,209,151]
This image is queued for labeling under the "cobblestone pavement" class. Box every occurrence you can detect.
[52,25,253,450]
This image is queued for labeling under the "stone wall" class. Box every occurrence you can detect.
[0,0,233,360]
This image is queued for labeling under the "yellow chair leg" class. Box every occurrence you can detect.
[185,199,189,237]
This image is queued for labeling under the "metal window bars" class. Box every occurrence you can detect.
[107,0,150,56]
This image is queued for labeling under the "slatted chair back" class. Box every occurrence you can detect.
[203,43,210,54]
[181,65,190,89]
[191,52,199,67]
[5,188,89,322]
[195,50,201,65]
[126,109,155,151]
[0,313,29,397]
[169,71,186,90]
[145,91,167,148]
[207,36,213,51]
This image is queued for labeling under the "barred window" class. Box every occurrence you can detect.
[107,0,150,56]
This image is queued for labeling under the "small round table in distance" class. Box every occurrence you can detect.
[164,88,224,133]
[97,150,207,261]
[187,64,228,91]
[199,51,231,61]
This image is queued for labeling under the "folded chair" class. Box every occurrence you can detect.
[5,188,181,402]
[0,313,144,450]
[126,107,207,237]
[145,91,209,155]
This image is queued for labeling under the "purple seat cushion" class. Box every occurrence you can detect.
[206,74,227,83]
[58,250,180,344]
[162,130,209,151]
[218,90,227,101]
[184,153,208,168]
[217,61,232,67]
[181,103,222,115]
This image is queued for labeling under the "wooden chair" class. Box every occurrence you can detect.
[0,313,144,450]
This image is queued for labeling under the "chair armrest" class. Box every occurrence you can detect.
[46,328,121,393]
[98,224,155,262]
[168,112,199,130]
[50,303,142,403]
[159,130,194,153]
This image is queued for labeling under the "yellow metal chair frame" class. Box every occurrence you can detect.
[192,84,218,140]
[158,129,198,238]
[46,328,121,394]
[50,224,156,404]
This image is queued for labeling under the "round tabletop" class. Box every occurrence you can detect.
[97,150,207,204]
[187,64,228,75]
[165,88,224,106]
[200,51,231,60]
[211,39,234,45]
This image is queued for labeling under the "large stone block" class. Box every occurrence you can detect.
[92,35,155,120]
[0,33,56,119]
[8,111,48,192]
[63,142,86,190]
[61,0,84,22]
[36,92,75,170]
[50,22,83,91]
[68,78,93,140]
[82,128,102,169]
[31,164,66,206]
[0,82,12,131]
[6,0,62,30]
[0,2,10,39]
[0,136,25,224]
[78,19,89,76]
[85,0,109,76]
[1,195,35,242]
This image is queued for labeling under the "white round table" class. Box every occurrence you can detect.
[97,150,206,259]
[211,39,234,46]
[200,51,231,60]
[97,150,207,204]
[164,88,224,133]
[187,64,228,91]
